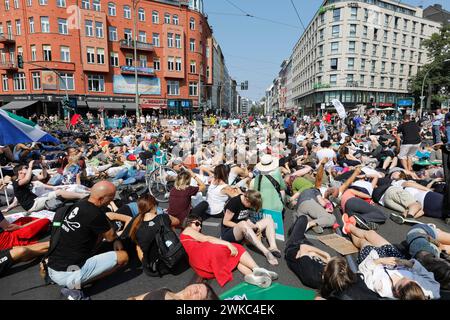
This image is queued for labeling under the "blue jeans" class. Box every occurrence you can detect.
[432,125,442,144]
[446,126,450,146]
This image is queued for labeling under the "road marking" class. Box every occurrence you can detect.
[203,222,220,227]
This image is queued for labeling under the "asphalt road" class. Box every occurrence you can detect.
[1,194,450,300]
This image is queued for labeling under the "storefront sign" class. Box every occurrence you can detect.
[120,66,155,75]
[378,103,394,107]
[141,98,167,109]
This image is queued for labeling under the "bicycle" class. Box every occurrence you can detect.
[145,150,177,203]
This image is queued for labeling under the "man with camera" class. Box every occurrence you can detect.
[12,160,87,213]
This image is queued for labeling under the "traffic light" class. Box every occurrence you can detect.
[17,55,24,69]
[61,97,71,110]
[240,81,249,90]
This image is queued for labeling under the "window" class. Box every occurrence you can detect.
[410,50,414,62]
[167,57,174,71]
[360,74,365,85]
[418,52,422,63]
[87,74,104,92]
[15,19,21,36]
[372,44,377,56]
[31,45,36,61]
[190,60,196,73]
[153,58,160,71]
[81,0,89,9]
[58,18,68,35]
[393,32,398,43]
[373,28,378,41]
[152,11,159,24]
[95,22,103,38]
[348,58,355,70]
[350,7,357,19]
[29,17,34,33]
[363,26,368,37]
[175,57,182,71]
[87,47,95,63]
[330,74,337,86]
[167,80,179,95]
[333,8,340,22]
[43,44,51,61]
[383,30,388,42]
[409,65,413,76]
[392,48,397,59]
[2,75,8,91]
[124,29,132,42]
[330,58,338,70]
[371,60,376,72]
[173,15,178,25]
[32,72,41,90]
[96,48,104,64]
[403,19,408,31]
[349,24,356,37]
[319,29,324,41]
[364,8,368,21]
[332,25,340,38]
[382,46,387,58]
[138,8,145,21]
[411,36,415,47]
[13,72,26,90]
[92,0,100,11]
[139,55,146,68]
[318,45,323,57]
[190,39,195,52]
[347,74,354,83]
[370,76,375,87]
[362,42,367,54]
[318,60,323,72]
[175,34,181,48]
[384,14,390,27]
[190,18,195,30]
[152,33,160,47]
[13,0,18,8]
[402,34,406,45]
[139,31,146,43]
[206,66,210,78]
[60,46,70,62]
[110,52,118,67]
[381,61,386,72]
[108,2,116,16]
[109,26,117,41]
[125,54,133,66]
[320,13,325,23]
[380,77,385,88]
[85,20,93,37]
[401,49,405,60]
[361,59,366,71]
[348,41,355,53]
[400,64,404,74]
[167,33,174,48]
[40,16,50,33]
[164,13,170,24]
[391,63,395,73]
[394,17,399,29]
[189,82,198,96]
[5,0,9,10]
[60,73,74,90]
[124,6,131,19]
[39,0,46,4]
[331,42,339,54]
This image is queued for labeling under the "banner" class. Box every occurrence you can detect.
[331,99,346,119]
[220,283,316,300]
[41,71,58,90]
[113,75,161,95]
[261,208,284,241]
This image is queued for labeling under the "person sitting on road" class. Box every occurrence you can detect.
[181,215,278,288]
[0,240,49,277]
[46,181,129,300]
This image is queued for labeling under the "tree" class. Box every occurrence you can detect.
[409,24,450,110]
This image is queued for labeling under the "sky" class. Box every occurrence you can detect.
[204,0,448,101]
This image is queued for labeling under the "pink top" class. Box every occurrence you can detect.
[340,190,355,212]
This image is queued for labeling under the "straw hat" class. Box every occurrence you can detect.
[255,154,279,173]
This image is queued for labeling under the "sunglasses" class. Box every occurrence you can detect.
[192,221,202,227]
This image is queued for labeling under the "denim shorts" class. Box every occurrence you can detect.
[48,251,118,289]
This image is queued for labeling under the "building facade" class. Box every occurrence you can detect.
[423,4,450,25]
[290,0,442,115]
[0,0,218,116]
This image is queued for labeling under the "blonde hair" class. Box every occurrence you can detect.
[175,171,191,191]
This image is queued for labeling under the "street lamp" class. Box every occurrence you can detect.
[420,58,450,117]
[133,0,140,122]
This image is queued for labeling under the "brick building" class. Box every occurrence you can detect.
[0,0,214,117]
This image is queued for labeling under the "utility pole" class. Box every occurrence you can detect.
[133,0,140,122]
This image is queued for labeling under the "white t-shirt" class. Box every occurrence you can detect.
[391,180,428,207]
[352,180,374,196]
[316,148,336,169]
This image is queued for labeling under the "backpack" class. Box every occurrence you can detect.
[40,204,76,284]
[155,223,187,270]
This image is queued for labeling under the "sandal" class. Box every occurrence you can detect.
[264,251,279,266]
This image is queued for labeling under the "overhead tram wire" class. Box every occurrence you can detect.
[290,0,307,31]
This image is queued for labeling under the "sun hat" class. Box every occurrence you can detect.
[255,154,279,173]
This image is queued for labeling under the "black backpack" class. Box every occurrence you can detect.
[155,223,187,270]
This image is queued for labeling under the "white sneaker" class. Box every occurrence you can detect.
[244,274,271,288]
[252,267,278,280]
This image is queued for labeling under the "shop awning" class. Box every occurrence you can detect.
[1,100,38,110]
[86,101,137,110]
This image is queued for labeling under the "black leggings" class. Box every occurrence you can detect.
[345,198,387,224]
[285,215,308,261]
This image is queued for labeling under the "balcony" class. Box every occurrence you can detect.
[120,39,154,52]
[120,65,155,76]
[0,62,18,71]
[0,34,15,44]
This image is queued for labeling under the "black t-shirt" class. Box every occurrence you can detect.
[325,275,381,300]
[12,177,37,211]
[143,288,171,300]
[47,200,112,271]
[398,121,421,145]
[221,195,252,233]
[136,214,171,268]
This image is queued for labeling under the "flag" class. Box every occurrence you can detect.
[70,114,82,126]
[0,109,59,145]
[331,99,347,119]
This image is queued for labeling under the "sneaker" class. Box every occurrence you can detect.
[312,225,324,234]
[252,267,278,280]
[390,213,405,225]
[244,274,272,288]
[60,288,90,300]
[354,215,378,231]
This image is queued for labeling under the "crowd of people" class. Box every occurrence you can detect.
[0,107,450,300]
